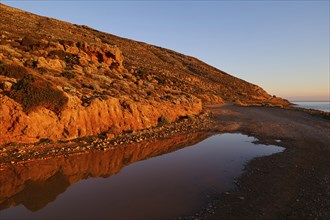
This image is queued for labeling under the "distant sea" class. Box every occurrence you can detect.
[293,101,330,112]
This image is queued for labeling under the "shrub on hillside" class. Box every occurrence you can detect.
[157,115,170,126]
[61,71,76,79]
[48,50,68,59]
[20,36,41,51]
[9,75,68,114]
[0,63,28,79]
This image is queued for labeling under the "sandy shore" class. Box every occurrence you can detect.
[196,105,330,220]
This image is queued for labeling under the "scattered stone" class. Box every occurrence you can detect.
[2,81,13,91]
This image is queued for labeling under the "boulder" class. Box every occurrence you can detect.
[37,57,63,72]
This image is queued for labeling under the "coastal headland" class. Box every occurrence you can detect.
[0,4,329,220]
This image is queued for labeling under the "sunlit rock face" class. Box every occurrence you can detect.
[0,4,289,144]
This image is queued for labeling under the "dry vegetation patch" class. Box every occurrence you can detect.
[9,75,68,114]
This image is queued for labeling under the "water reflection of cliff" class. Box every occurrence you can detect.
[0,133,209,212]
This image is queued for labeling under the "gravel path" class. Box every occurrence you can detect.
[200,105,330,220]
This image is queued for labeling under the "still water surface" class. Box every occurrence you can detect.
[0,133,284,220]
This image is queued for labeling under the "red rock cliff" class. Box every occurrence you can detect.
[0,4,289,144]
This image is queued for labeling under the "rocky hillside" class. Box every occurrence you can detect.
[0,4,289,144]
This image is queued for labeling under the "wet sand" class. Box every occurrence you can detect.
[201,105,330,220]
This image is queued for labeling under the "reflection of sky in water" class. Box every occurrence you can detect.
[1,133,284,220]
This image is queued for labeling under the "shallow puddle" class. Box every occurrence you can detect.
[0,133,284,220]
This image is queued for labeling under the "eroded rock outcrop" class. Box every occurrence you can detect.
[1,92,201,144]
[0,35,202,144]
[0,4,289,144]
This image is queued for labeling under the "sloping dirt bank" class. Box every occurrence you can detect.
[197,105,330,220]
[0,111,212,165]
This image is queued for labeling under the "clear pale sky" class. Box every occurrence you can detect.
[3,0,329,101]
